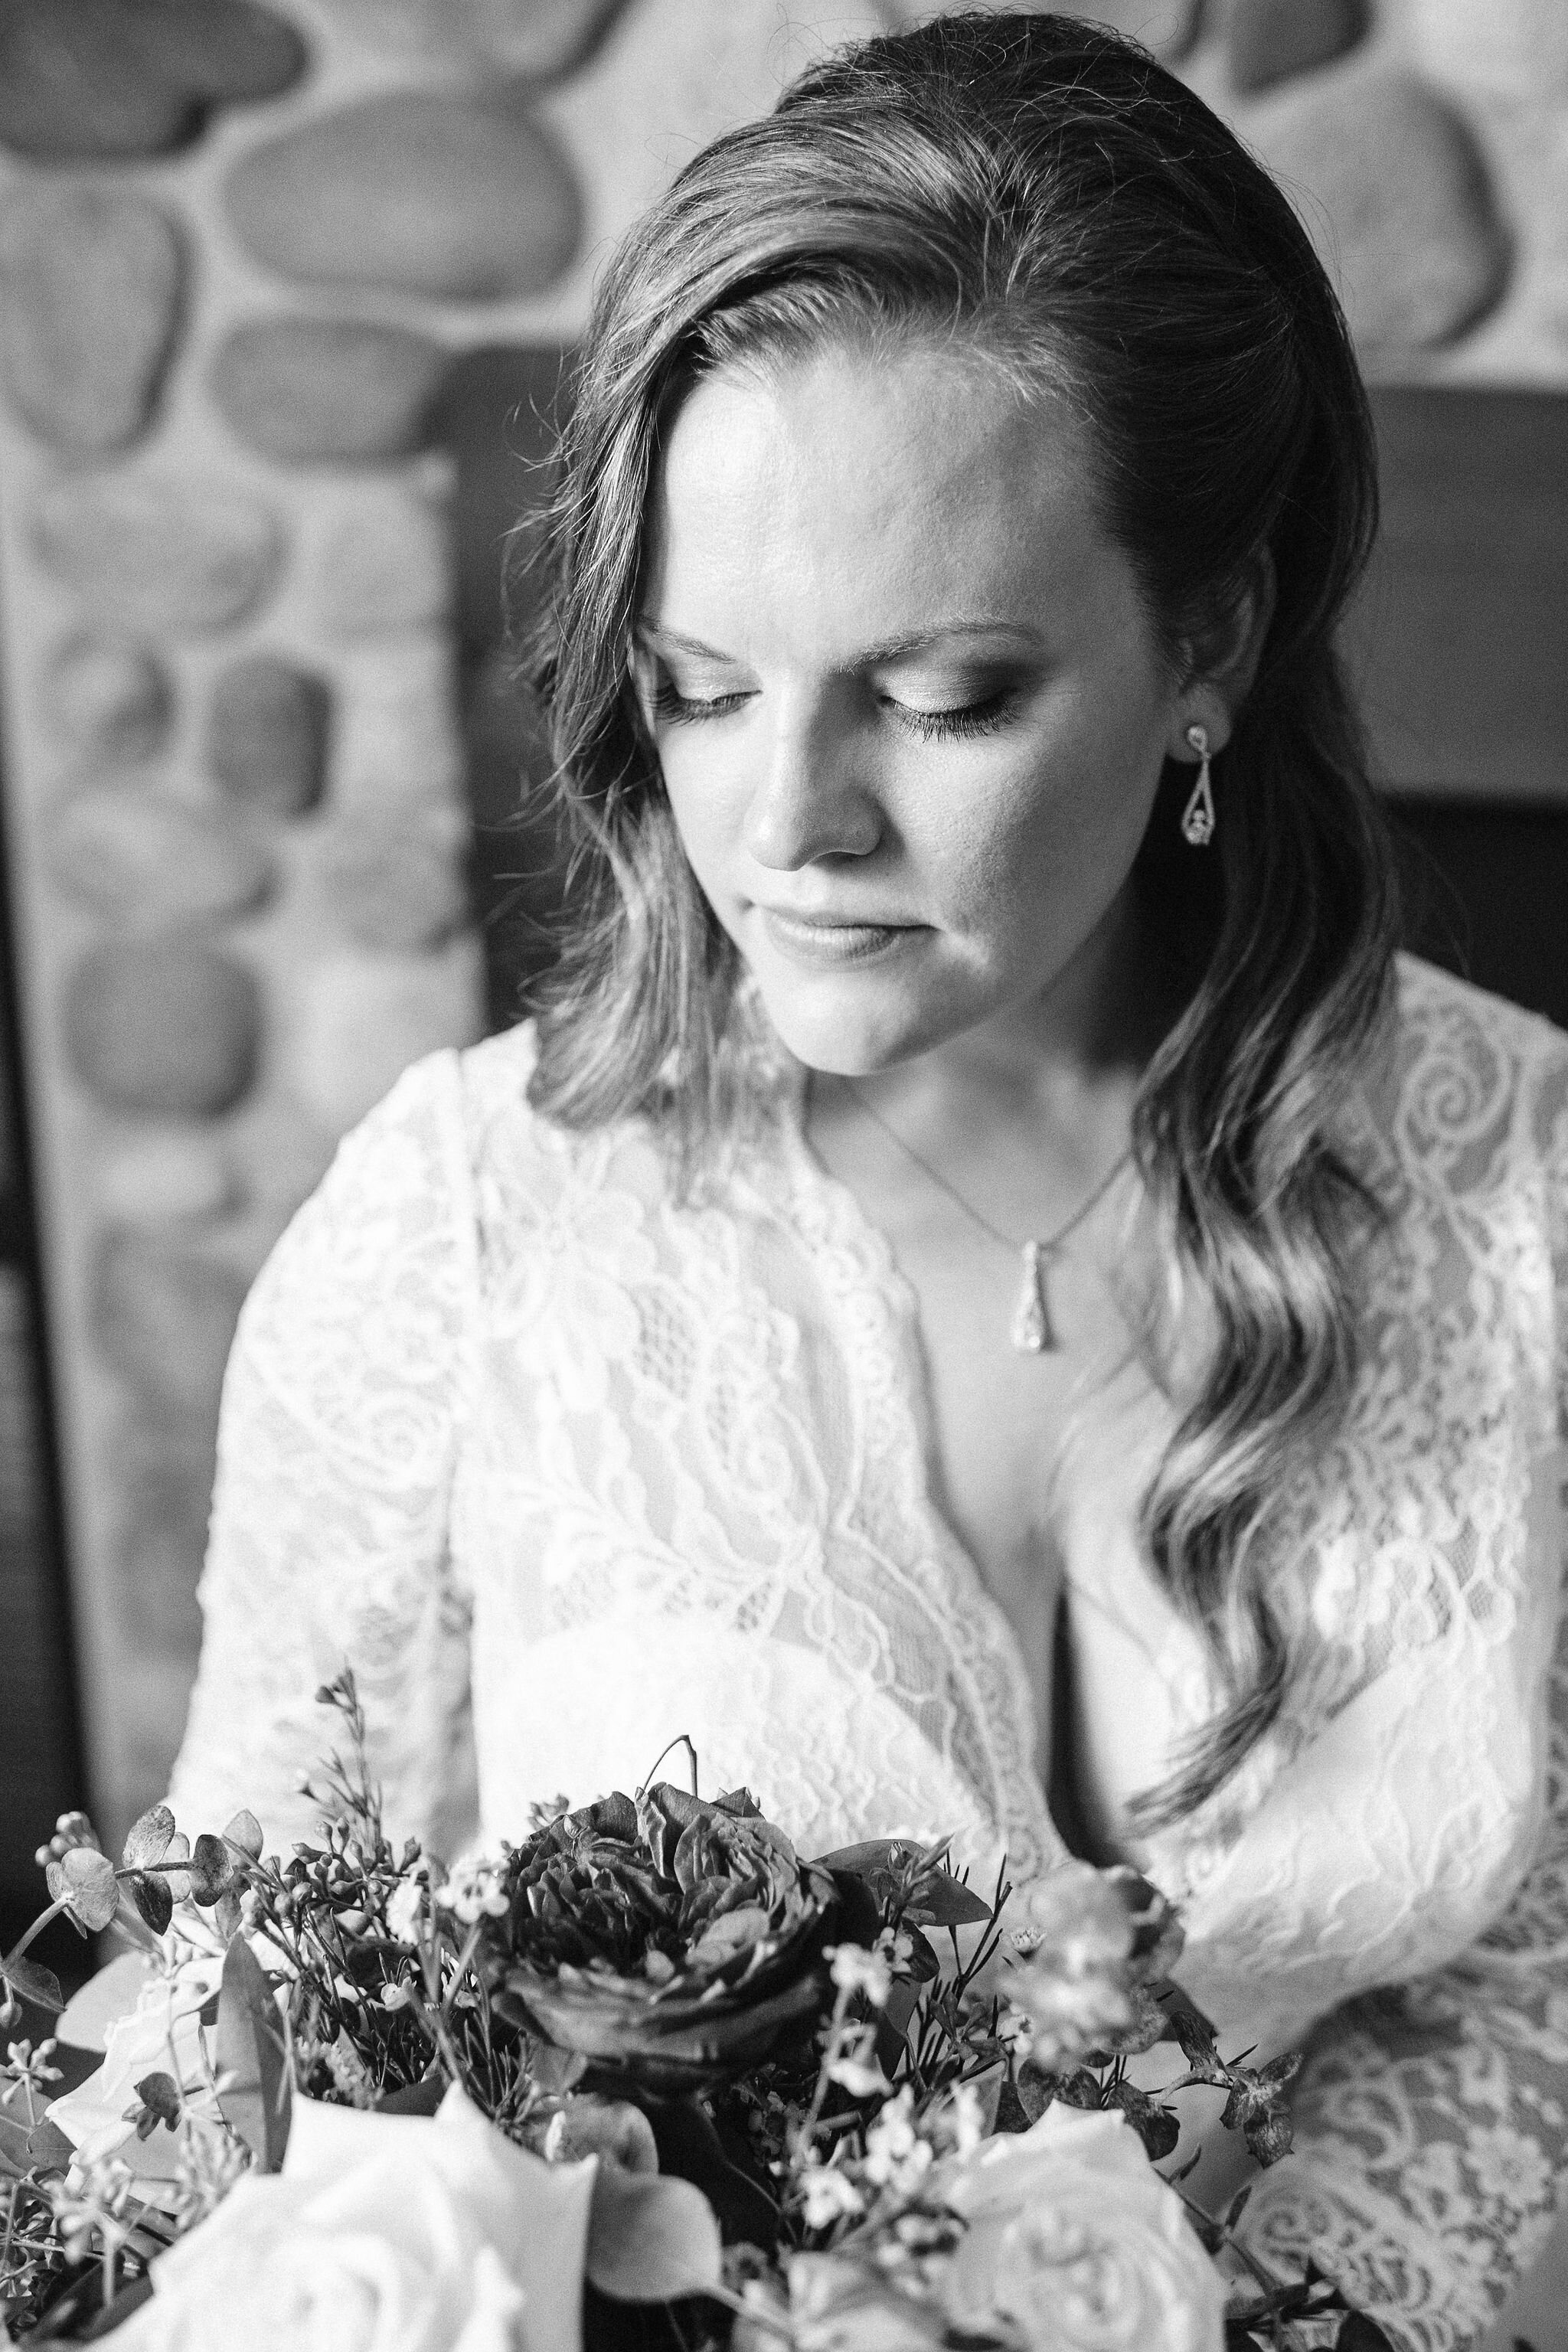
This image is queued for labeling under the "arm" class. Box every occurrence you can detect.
[167,1050,481,1864]
[1236,1054,1568,2352]
[1233,1892,1568,2350]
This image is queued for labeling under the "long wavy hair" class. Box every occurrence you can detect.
[518,11,1400,1828]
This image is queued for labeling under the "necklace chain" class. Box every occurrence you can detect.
[844,1083,1132,1263]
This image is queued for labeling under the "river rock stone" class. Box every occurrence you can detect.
[465,649,554,824]
[93,1234,246,1449]
[305,485,452,639]
[227,1095,338,1242]
[34,475,284,635]
[289,937,483,1130]
[64,939,261,1117]
[210,318,452,463]
[98,1135,237,1227]
[224,90,580,299]
[206,655,330,817]
[1260,70,1510,352]
[319,808,469,952]
[427,342,569,651]
[0,0,307,162]
[1230,0,1368,93]
[333,631,464,807]
[1053,0,1200,58]
[42,639,173,766]
[319,0,628,74]
[47,790,275,925]
[0,185,184,452]
[111,1431,212,1652]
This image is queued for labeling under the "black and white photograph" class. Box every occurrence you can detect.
[1,3,1566,2347]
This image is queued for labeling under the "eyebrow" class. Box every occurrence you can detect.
[634,619,1044,664]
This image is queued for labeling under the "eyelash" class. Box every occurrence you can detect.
[650,683,1014,740]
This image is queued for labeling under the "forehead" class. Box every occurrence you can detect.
[643,344,1125,655]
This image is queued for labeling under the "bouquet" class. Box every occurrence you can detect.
[0,1674,1390,2350]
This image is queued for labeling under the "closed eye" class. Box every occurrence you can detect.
[652,681,1018,739]
[887,690,1015,742]
[652,682,750,725]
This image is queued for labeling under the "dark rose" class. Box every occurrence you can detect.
[473,1785,841,2092]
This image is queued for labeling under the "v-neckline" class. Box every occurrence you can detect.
[763,1066,1119,1883]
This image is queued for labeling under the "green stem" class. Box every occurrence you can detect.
[1177,2187,1284,2304]
[439,1923,484,2030]
[5,1896,68,1962]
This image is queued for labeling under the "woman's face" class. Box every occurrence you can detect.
[637,343,1200,1076]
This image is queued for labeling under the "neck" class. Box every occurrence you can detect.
[855,881,1172,1145]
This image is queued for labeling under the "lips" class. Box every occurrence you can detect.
[756,906,917,966]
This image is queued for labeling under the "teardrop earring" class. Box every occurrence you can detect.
[1180,722,1216,847]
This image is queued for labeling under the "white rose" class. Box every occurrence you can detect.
[937,2106,1225,2352]
[49,1952,224,2172]
[114,2086,597,2352]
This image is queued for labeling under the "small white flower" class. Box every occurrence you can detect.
[433,1860,511,1927]
[799,2159,866,2230]
[948,2080,985,2158]
[379,1983,413,2013]
[385,1877,426,1946]
[862,2087,936,2195]
[829,1942,893,2008]
[826,2056,891,2099]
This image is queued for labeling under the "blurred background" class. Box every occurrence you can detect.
[0,0,1563,2008]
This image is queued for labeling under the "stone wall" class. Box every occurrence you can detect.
[0,0,890,1841]
[0,0,1563,1844]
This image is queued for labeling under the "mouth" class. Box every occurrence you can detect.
[755,907,920,967]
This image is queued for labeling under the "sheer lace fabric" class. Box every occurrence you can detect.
[170,958,1568,2350]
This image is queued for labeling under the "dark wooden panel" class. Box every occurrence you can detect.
[1348,389,1568,801]
[1393,799,1568,1031]
[0,752,83,1952]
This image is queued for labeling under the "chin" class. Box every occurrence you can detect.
[744,960,965,1078]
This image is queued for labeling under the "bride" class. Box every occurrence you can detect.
[168,14,1567,2347]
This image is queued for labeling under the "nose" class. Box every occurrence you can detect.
[741,688,881,871]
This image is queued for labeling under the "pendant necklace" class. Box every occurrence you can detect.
[845,1086,1132,1355]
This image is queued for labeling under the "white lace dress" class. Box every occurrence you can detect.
[168,956,1568,2351]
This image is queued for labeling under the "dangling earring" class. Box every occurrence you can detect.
[1181,722,1215,847]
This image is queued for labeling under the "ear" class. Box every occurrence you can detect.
[1170,545,1277,759]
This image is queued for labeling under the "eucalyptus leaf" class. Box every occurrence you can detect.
[130,1874,173,1937]
[134,2071,182,2132]
[121,1805,176,1871]
[812,1838,909,1878]
[45,1847,119,1932]
[224,1811,264,1860]
[904,1873,994,1929]
[187,1833,235,1906]
[0,1952,64,2012]
[215,1934,290,2171]
[26,2117,76,2172]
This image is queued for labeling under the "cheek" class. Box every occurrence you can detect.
[915,745,1150,939]
[659,754,734,891]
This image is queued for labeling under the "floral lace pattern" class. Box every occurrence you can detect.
[169,958,1568,2351]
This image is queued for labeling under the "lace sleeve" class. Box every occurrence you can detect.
[1234,1054,1568,2352]
[167,1050,481,1864]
